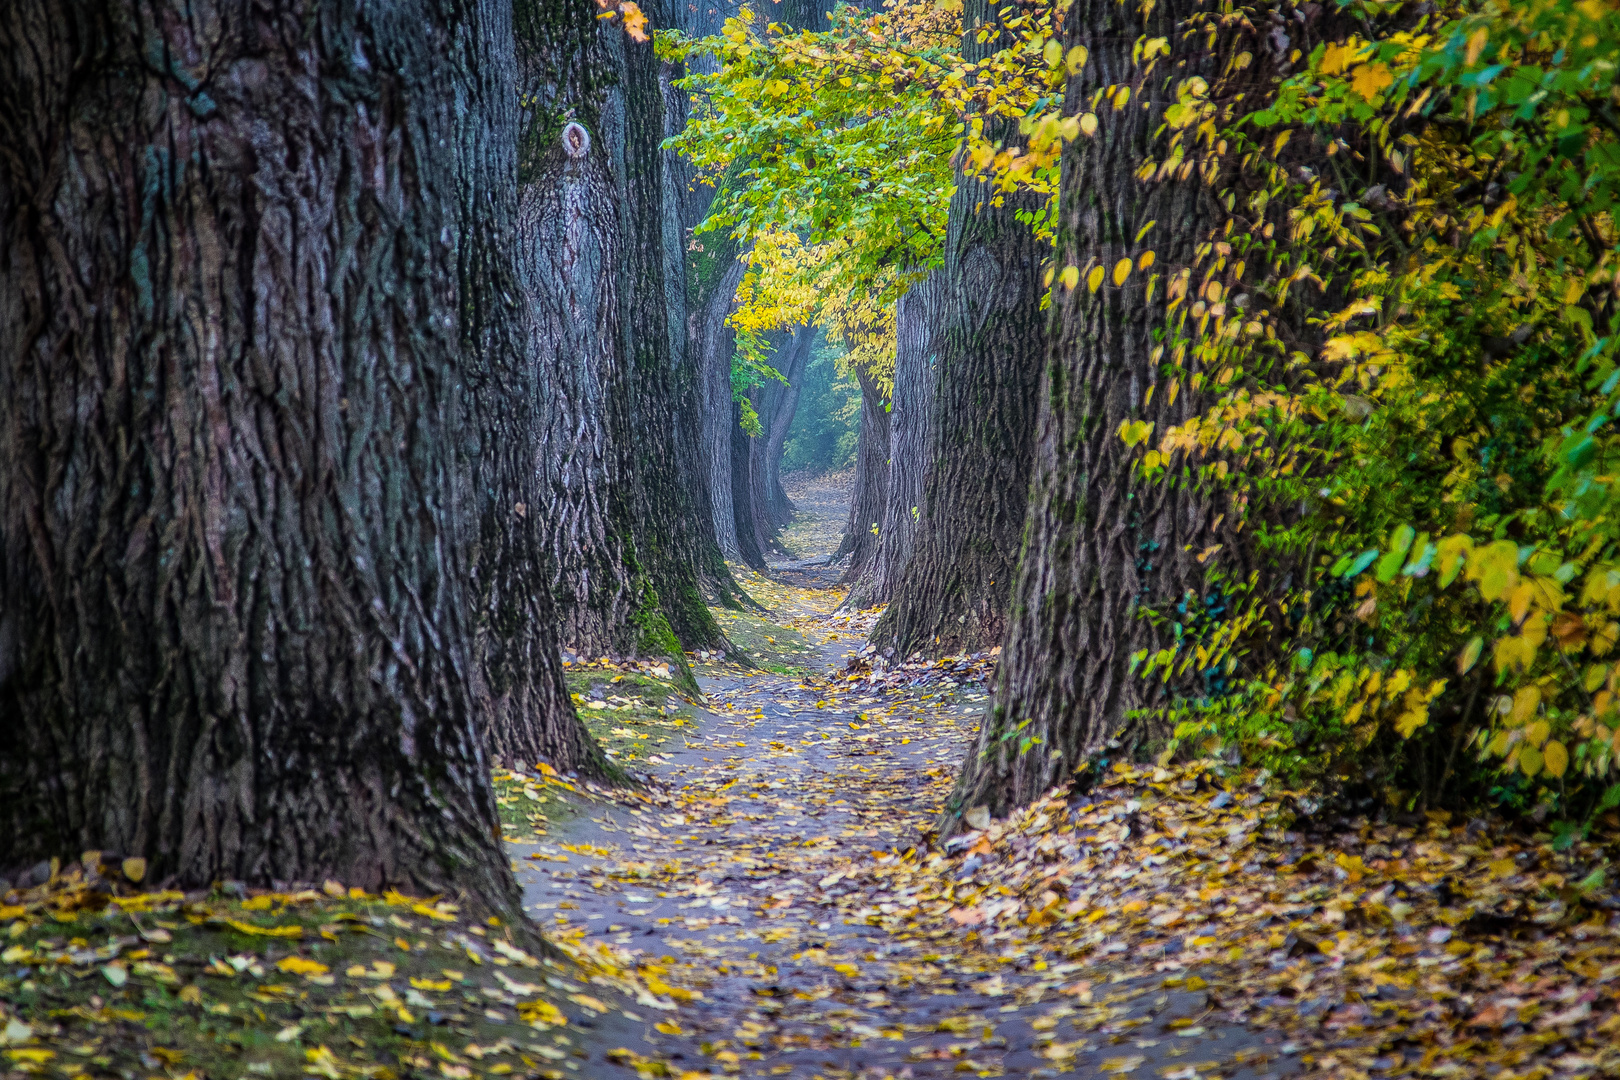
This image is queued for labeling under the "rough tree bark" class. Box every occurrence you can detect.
[517,0,733,667]
[948,0,1239,826]
[842,271,942,608]
[606,3,736,653]
[869,0,1047,658]
[0,0,518,912]
[835,366,892,585]
[514,0,641,663]
[463,0,617,777]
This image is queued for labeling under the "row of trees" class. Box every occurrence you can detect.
[0,0,810,907]
[8,0,1613,908]
[672,0,1620,829]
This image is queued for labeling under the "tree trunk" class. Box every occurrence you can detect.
[514,0,642,665]
[462,0,618,778]
[521,125,642,660]
[842,271,942,608]
[869,1,1046,658]
[948,0,1236,826]
[731,402,770,570]
[605,8,735,653]
[761,324,814,529]
[696,256,750,560]
[835,367,891,586]
[515,0,734,668]
[0,0,517,913]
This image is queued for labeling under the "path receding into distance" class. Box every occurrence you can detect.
[507,472,1295,1080]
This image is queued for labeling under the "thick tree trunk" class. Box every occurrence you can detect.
[0,0,517,913]
[514,1,641,665]
[948,0,1236,826]
[463,0,618,778]
[515,0,733,668]
[521,126,641,660]
[869,3,1046,658]
[842,272,942,607]
[835,367,891,585]
[606,9,735,653]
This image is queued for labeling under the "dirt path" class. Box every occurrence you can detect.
[510,476,1296,1079]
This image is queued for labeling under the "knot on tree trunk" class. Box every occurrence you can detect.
[562,122,591,160]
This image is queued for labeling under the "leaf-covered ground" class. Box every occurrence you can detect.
[0,859,677,1080]
[8,474,1620,1080]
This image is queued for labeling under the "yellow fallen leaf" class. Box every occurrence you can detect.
[276,956,329,977]
[518,1000,567,1027]
[411,977,452,992]
[223,918,303,939]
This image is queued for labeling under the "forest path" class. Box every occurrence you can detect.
[510,476,1293,1080]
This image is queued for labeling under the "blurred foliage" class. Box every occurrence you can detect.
[783,332,863,475]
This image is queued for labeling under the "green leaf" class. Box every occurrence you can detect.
[1345,549,1379,579]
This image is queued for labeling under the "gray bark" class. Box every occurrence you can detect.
[843,271,942,607]
[948,0,1240,827]
[869,0,1048,659]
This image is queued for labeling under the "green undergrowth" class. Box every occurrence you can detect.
[563,662,697,772]
[706,609,817,677]
[0,858,670,1080]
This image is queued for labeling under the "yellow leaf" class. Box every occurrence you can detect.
[276,956,330,977]
[1509,686,1541,726]
[224,919,303,939]
[1059,265,1080,290]
[1321,41,1358,75]
[1543,739,1569,778]
[1488,858,1517,878]
[1138,250,1156,271]
[1087,265,1105,293]
[410,977,452,992]
[1350,62,1394,100]
[1113,258,1132,287]
[1067,45,1089,73]
[1394,709,1427,738]
[1508,582,1533,623]
[1519,745,1544,777]
[655,1020,685,1036]
[122,857,147,883]
[1079,113,1098,137]
[411,903,458,923]
[832,963,860,977]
